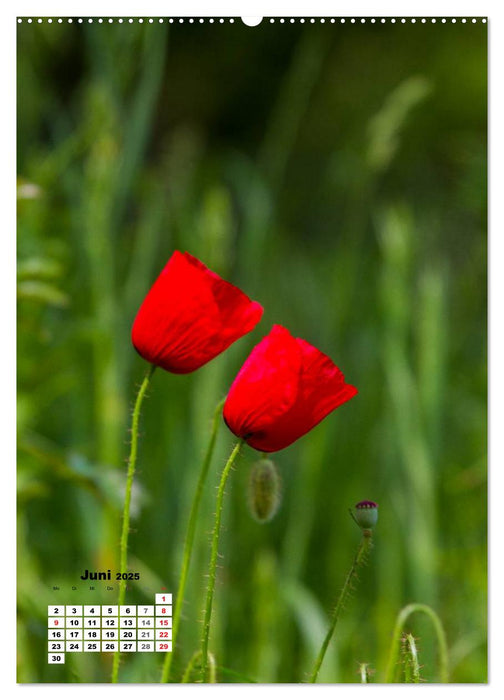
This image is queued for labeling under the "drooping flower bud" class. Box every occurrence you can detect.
[353,500,378,533]
[248,458,281,523]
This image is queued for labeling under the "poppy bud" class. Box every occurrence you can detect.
[353,500,378,532]
[248,458,281,523]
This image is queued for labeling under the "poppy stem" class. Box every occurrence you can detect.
[200,439,243,682]
[308,532,372,683]
[385,603,449,682]
[111,363,156,684]
[359,662,371,683]
[181,650,217,683]
[160,397,226,683]
[402,633,421,682]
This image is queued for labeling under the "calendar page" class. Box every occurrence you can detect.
[17,10,488,684]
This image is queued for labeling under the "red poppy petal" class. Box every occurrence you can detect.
[223,325,302,438]
[132,251,263,373]
[245,337,357,452]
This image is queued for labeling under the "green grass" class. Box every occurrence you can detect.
[17,20,487,683]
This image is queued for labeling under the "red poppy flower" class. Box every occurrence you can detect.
[223,325,358,452]
[131,251,263,373]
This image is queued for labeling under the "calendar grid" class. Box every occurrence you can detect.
[48,593,173,664]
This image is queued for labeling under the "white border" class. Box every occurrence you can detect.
[4,2,501,698]
[5,1,496,17]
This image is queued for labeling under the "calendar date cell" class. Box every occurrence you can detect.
[156,606,173,616]
[120,617,136,628]
[138,617,153,627]
[137,629,154,640]
[84,617,100,627]
[66,629,83,640]
[84,629,100,640]
[101,606,118,616]
[48,629,65,640]
[156,629,173,640]
[102,629,118,640]
[66,618,82,628]
[155,593,172,605]
[120,606,136,616]
[155,617,173,628]
[84,606,100,616]
[48,653,65,664]
[120,629,136,640]
[137,606,154,616]
[48,617,65,628]
[66,606,83,616]
[102,618,118,627]
[48,606,63,616]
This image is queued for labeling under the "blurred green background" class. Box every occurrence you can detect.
[17,19,487,683]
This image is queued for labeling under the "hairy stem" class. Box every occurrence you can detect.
[359,662,371,683]
[200,440,243,682]
[309,533,372,682]
[111,364,155,683]
[160,398,225,683]
[181,650,216,683]
[385,603,449,683]
[402,633,421,682]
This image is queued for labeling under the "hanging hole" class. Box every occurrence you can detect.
[241,16,263,27]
